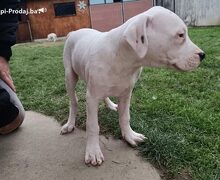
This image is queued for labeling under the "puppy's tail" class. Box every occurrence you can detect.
[63,33,73,69]
[63,33,78,105]
[63,33,77,89]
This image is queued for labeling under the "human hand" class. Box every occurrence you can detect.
[0,56,16,92]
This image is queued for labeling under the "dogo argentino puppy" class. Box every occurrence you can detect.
[61,6,205,166]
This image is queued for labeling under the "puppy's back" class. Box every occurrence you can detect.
[66,28,101,47]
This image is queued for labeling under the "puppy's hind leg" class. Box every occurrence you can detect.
[61,69,78,135]
[104,97,118,111]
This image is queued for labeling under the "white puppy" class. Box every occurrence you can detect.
[61,6,205,166]
[47,33,57,42]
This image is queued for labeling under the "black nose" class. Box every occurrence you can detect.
[198,52,205,61]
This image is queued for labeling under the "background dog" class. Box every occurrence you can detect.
[47,33,57,42]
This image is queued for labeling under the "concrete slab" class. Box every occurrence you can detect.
[0,111,161,180]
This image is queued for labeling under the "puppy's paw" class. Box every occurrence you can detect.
[60,122,75,135]
[122,129,146,147]
[105,98,118,111]
[85,144,104,166]
[107,103,118,112]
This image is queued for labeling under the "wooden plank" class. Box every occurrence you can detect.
[16,22,31,43]
[155,0,175,12]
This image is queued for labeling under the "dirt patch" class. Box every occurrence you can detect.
[15,40,65,48]
[216,56,220,60]
[176,169,192,180]
[36,41,65,47]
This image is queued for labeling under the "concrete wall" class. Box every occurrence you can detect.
[175,0,220,26]
[155,0,220,26]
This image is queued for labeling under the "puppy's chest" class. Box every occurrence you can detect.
[88,71,137,97]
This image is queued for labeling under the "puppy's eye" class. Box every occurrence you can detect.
[178,33,184,38]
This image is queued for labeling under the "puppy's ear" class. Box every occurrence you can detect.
[123,15,151,59]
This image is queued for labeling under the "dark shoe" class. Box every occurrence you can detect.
[0,79,25,135]
[0,115,24,135]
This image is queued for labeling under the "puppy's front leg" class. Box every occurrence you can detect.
[119,90,146,147]
[85,92,104,166]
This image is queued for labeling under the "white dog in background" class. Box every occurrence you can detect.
[61,6,205,166]
[47,33,57,42]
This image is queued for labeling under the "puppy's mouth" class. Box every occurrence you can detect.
[168,59,185,72]
[172,64,185,71]
[169,63,185,72]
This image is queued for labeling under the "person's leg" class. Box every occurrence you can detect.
[0,79,25,134]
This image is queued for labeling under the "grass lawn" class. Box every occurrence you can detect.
[10,27,220,180]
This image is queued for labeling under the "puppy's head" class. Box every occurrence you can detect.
[123,6,205,71]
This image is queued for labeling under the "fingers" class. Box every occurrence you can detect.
[0,56,16,92]
[0,71,16,92]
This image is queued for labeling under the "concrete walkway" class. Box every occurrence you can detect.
[0,111,161,180]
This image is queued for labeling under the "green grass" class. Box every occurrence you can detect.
[10,27,220,180]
